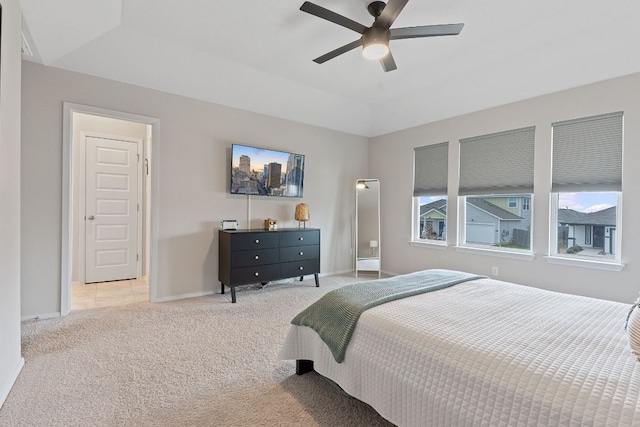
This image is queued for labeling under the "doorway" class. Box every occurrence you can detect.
[62,103,160,315]
[593,225,605,249]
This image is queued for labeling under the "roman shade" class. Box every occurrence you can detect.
[459,126,535,196]
[413,142,448,197]
[551,112,623,193]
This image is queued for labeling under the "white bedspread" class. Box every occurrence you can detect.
[279,277,640,426]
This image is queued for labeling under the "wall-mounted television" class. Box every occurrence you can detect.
[230,144,305,198]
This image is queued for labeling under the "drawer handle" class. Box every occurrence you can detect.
[254,255,259,260]
[299,266,304,271]
[298,237,304,241]
[299,251,304,256]
[254,239,260,244]
[254,272,259,277]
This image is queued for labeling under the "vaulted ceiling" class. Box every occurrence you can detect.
[20,0,640,137]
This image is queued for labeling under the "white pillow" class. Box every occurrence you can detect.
[626,295,640,361]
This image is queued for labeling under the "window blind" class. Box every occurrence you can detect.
[551,112,623,193]
[413,142,448,197]
[459,126,535,196]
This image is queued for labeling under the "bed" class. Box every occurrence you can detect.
[279,269,640,426]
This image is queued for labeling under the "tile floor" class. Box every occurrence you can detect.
[72,278,149,311]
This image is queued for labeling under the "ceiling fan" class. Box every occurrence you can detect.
[300,0,464,72]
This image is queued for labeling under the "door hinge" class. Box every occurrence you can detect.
[137,203,140,212]
[137,153,140,162]
[137,254,139,261]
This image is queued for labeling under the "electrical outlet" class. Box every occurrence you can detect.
[491,266,499,276]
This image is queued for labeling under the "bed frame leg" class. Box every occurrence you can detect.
[296,359,314,375]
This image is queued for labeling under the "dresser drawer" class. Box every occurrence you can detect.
[280,245,319,263]
[230,232,279,250]
[280,230,320,247]
[281,259,320,278]
[230,264,280,285]
[231,248,279,268]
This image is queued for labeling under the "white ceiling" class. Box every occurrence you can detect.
[20,0,640,137]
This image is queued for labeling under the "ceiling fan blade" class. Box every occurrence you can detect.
[374,0,409,29]
[300,2,368,34]
[390,23,464,40]
[380,52,397,72]
[313,39,363,64]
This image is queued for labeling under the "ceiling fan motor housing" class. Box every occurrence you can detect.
[363,26,390,47]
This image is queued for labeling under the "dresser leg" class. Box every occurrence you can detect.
[314,273,319,287]
[221,283,225,295]
[299,276,303,281]
[296,359,314,375]
[231,286,237,303]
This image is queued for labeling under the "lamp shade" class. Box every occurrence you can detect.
[295,203,310,221]
[356,180,369,189]
[369,240,378,248]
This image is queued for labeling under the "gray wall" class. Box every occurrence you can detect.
[0,0,24,407]
[21,61,369,318]
[370,72,640,303]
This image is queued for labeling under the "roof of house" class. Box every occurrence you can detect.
[467,198,523,221]
[558,207,616,226]
[420,199,447,217]
[420,198,522,221]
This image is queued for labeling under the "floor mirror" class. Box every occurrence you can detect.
[355,179,381,277]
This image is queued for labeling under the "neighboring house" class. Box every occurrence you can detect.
[466,198,526,245]
[419,199,447,240]
[419,196,532,245]
[558,207,617,255]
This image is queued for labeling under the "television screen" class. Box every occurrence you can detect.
[230,144,305,197]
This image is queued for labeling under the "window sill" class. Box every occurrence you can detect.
[409,240,448,250]
[454,245,535,261]
[544,256,625,271]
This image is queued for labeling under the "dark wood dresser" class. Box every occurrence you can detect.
[218,228,320,303]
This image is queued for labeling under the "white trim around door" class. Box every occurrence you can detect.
[62,103,160,316]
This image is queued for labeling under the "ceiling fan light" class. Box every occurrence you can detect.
[362,26,390,60]
[362,42,389,60]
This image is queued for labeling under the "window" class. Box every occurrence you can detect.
[550,112,623,262]
[416,196,447,241]
[584,225,592,245]
[459,127,535,252]
[523,197,530,211]
[461,195,532,250]
[413,142,448,244]
[554,193,618,259]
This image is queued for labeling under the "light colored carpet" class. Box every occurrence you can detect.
[0,274,394,427]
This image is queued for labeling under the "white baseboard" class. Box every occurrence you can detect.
[153,290,214,303]
[0,357,24,409]
[21,312,61,322]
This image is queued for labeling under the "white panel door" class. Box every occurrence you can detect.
[85,136,139,283]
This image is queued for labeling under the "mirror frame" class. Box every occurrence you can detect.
[355,179,381,277]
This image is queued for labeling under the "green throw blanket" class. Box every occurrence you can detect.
[291,269,485,363]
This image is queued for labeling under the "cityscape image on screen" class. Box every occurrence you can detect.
[230,144,305,197]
